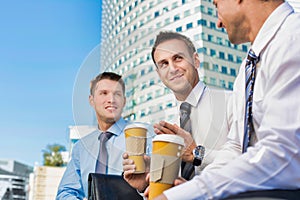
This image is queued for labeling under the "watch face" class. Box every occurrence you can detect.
[194,145,205,159]
[193,145,205,166]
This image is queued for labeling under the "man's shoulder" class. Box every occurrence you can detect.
[206,87,232,98]
[79,129,99,142]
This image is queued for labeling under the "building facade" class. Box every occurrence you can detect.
[100,0,247,123]
[28,166,66,200]
[0,160,33,200]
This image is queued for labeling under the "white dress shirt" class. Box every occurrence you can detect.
[164,2,300,199]
[177,81,232,173]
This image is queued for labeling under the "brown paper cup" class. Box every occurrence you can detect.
[149,134,184,200]
[124,123,148,174]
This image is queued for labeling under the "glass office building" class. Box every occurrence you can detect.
[100,0,248,123]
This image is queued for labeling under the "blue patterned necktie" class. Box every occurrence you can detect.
[180,102,194,180]
[95,131,113,174]
[242,49,259,153]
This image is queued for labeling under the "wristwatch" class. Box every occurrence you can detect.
[192,145,205,166]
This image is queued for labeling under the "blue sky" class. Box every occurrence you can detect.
[0,0,101,166]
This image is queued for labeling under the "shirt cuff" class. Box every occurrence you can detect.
[163,178,208,200]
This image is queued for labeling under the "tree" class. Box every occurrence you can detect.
[43,144,67,167]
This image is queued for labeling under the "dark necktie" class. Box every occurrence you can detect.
[95,131,113,174]
[242,49,259,153]
[180,102,194,180]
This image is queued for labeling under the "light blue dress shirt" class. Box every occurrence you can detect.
[56,118,154,199]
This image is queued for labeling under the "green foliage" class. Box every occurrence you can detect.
[43,144,67,167]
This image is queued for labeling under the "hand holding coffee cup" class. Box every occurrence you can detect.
[149,134,184,200]
[124,123,148,174]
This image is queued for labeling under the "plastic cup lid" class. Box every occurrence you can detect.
[124,122,148,130]
[152,134,184,146]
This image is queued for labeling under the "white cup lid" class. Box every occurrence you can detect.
[124,122,148,131]
[152,134,184,146]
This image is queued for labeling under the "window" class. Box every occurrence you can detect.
[165,18,170,25]
[242,45,248,52]
[155,89,161,97]
[210,49,216,57]
[149,79,155,86]
[172,2,178,9]
[213,64,218,72]
[221,66,227,74]
[200,5,205,13]
[154,11,159,17]
[156,22,161,28]
[184,10,191,17]
[166,101,173,108]
[202,61,209,69]
[220,80,226,88]
[150,39,154,45]
[236,56,243,63]
[141,82,147,89]
[197,19,207,26]
[148,65,153,72]
[230,68,236,76]
[210,77,216,85]
[219,52,225,59]
[174,15,180,21]
[228,54,234,62]
[194,33,201,40]
[139,96,145,104]
[225,40,231,47]
[146,93,152,101]
[207,7,214,15]
[158,103,163,111]
[140,109,146,117]
[186,22,193,30]
[208,34,213,42]
[176,26,182,32]
[197,47,207,54]
[210,22,216,29]
[149,1,154,8]
[228,82,234,90]
[217,37,223,45]
[194,5,201,13]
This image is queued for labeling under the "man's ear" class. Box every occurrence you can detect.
[89,95,94,107]
[156,67,162,79]
[193,52,200,69]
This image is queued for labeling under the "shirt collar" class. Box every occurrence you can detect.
[179,81,206,107]
[97,117,127,136]
[252,2,293,56]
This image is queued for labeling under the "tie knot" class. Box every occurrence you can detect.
[180,102,191,116]
[247,49,259,64]
[98,131,113,142]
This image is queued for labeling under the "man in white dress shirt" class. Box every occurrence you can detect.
[123,31,232,192]
[154,0,300,199]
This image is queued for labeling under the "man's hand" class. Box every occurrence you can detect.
[154,121,197,163]
[122,152,150,192]
[144,175,187,200]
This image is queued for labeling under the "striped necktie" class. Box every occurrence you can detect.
[95,131,113,174]
[179,102,194,180]
[242,49,259,153]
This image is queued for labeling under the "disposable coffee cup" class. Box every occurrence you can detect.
[149,134,184,200]
[124,123,148,174]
